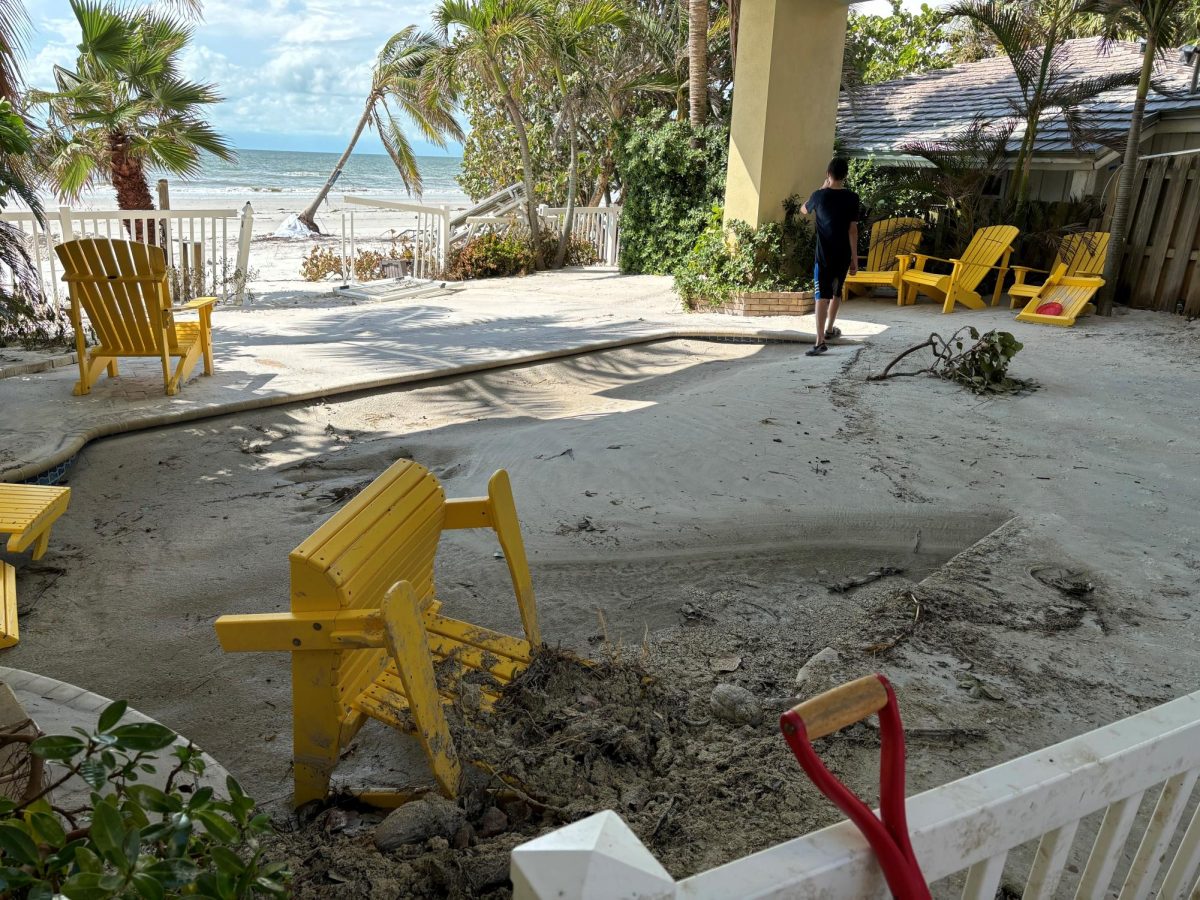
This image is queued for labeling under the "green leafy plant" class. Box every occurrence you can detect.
[299,247,408,282]
[869,326,1036,394]
[616,112,728,275]
[674,201,815,310]
[444,230,536,280]
[0,700,287,898]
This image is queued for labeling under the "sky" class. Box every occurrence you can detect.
[21,0,944,156]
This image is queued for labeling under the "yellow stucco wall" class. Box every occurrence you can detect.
[724,0,850,227]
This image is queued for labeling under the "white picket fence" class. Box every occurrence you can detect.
[539,205,622,266]
[512,689,1200,899]
[341,195,451,280]
[0,204,254,307]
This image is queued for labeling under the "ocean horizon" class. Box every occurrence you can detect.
[177,148,467,203]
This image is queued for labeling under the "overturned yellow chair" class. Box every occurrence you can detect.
[844,217,924,299]
[56,238,215,396]
[215,459,540,806]
[0,484,72,649]
[1015,264,1104,327]
[900,225,1019,313]
[1009,231,1109,308]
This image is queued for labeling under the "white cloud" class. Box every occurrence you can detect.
[22,0,455,152]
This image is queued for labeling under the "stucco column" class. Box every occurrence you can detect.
[723,0,850,227]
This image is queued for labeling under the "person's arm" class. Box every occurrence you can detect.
[848,221,859,274]
[801,180,831,216]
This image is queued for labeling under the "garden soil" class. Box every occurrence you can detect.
[6,308,1200,895]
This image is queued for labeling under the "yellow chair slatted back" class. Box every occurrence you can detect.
[55,239,176,356]
[1058,231,1109,277]
[954,225,1019,292]
[289,461,447,725]
[866,217,924,271]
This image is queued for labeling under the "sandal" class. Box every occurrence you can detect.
[825,327,842,339]
[805,344,829,357]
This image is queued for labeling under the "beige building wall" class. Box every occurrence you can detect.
[723,0,851,227]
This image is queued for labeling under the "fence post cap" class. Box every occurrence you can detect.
[510,811,675,899]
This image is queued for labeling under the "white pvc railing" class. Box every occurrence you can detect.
[512,689,1200,899]
[341,195,450,280]
[0,204,254,308]
[539,205,621,266]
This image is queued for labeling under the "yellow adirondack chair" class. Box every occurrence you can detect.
[1008,231,1109,308]
[844,217,924,297]
[1015,264,1103,327]
[215,459,541,806]
[55,238,215,396]
[900,225,1020,313]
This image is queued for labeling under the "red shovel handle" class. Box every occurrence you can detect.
[780,674,931,899]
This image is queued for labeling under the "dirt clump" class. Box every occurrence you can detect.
[265,644,856,898]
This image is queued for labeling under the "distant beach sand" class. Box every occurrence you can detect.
[67,185,477,306]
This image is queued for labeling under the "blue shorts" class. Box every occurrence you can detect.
[814,259,850,300]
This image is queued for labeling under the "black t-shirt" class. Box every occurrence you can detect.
[806,188,861,266]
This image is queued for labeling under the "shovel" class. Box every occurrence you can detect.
[780,673,931,899]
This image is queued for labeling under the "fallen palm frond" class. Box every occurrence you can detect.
[868,326,1037,394]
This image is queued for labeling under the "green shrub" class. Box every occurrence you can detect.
[674,200,816,310]
[616,112,728,275]
[445,231,535,280]
[0,700,287,898]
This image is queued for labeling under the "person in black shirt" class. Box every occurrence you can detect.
[800,158,860,356]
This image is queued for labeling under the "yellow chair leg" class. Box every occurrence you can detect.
[381,581,463,798]
[290,651,346,807]
[107,359,119,377]
[487,470,541,647]
[167,343,201,396]
[0,562,17,650]
[73,354,114,396]
[200,310,214,376]
[30,529,51,562]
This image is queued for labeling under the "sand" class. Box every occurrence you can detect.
[5,295,1200,890]
[68,188,477,307]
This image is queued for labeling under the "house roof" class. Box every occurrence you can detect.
[837,38,1200,160]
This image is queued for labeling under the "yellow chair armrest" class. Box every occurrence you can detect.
[914,253,953,266]
[1009,265,1047,275]
[173,296,218,312]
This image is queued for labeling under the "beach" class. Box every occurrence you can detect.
[61,149,474,305]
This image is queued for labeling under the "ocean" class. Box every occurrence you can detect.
[175,148,467,204]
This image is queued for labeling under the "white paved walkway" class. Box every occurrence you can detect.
[1,271,884,481]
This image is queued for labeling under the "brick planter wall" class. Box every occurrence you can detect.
[714,290,815,317]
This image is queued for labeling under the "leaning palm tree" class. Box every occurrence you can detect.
[945,0,1140,206]
[297,27,463,233]
[31,0,233,211]
[1086,0,1198,314]
[431,0,551,267]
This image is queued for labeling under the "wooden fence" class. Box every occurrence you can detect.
[1117,154,1200,315]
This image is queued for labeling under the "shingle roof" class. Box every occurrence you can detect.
[838,38,1200,159]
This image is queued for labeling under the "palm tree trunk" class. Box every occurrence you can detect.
[1098,35,1154,316]
[110,134,155,212]
[555,118,579,269]
[724,0,734,77]
[298,98,374,233]
[109,133,156,243]
[499,90,544,269]
[688,0,708,128]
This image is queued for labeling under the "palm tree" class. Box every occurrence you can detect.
[432,0,551,267]
[1087,0,1197,314]
[32,0,232,211]
[688,0,708,126]
[297,27,463,233]
[0,0,26,101]
[543,0,625,267]
[945,0,1139,206]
